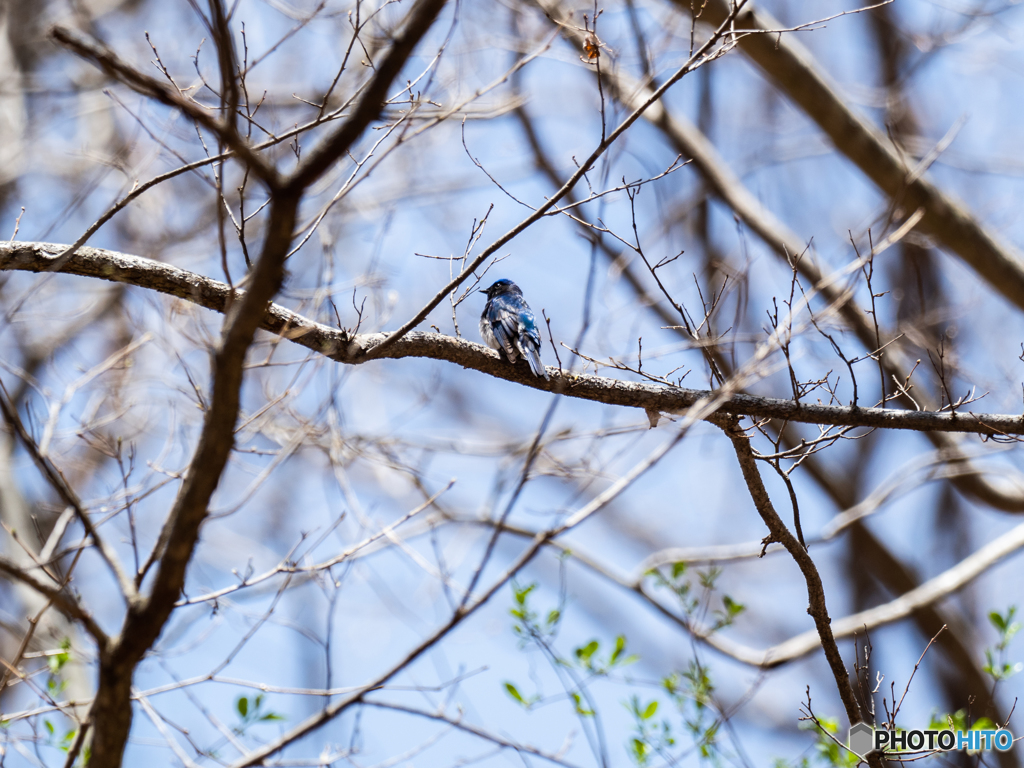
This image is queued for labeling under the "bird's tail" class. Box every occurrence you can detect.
[524,343,548,379]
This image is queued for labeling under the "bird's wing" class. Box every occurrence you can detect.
[487,301,521,362]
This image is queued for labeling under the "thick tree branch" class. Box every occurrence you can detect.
[82,193,299,766]
[683,0,1024,313]
[4,241,1024,439]
[40,3,454,759]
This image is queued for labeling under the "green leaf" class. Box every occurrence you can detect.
[546,609,561,626]
[504,682,525,705]
[575,640,599,662]
[990,611,1007,632]
[237,696,248,718]
[722,595,745,616]
[671,562,686,579]
[971,717,997,731]
[642,700,659,720]
[514,583,535,605]
[44,719,54,735]
[610,635,626,664]
[698,567,721,589]
[259,712,285,722]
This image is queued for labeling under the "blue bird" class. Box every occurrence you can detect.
[479,279,548,379]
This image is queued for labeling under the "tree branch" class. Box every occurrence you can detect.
[80,192,300,765]
[4,241,1024,438]
[682,0,1024,313]
[49,26,278,188]
[711,414,866,732]
[0,384,138,604]
[0,554,108,645]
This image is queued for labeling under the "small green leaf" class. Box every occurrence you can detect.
[642,700,658,719]
[546,609,561,626]
[671,562,686,579]
[610,635,626,664]
[723,595,745,616]
[44,719,54,735]
[237,696,248,718]
[504,682,525,705]
[514,583,535,605]
[259,712,285,722]
[990,611,1007,632]
[575,640,599,662]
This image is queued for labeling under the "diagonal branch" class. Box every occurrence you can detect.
[76,189,298,766]
[0,554,108,645]
[0,384,138,603]
[50,26,277,187]
[710,414,866,733]
[764,518,1024,667]
[483,517,1024,673]
[285,0,450,190]
[682,0,1024,312]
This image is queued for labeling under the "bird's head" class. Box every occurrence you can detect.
[480,278,520,298]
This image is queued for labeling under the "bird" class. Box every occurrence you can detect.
[479,279,548,379]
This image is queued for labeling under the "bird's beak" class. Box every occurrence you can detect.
[479,289,487,294]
